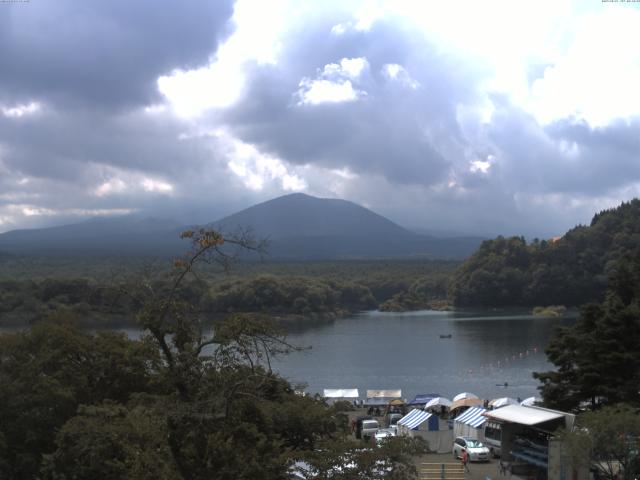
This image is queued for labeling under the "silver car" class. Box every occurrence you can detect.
[453,436,490,462]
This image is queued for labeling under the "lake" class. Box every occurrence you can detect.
[0,309,574,403]
[272,309,575,402]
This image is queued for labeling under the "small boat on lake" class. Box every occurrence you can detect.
[439,334,452,339]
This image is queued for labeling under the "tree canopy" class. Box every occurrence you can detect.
[533,254,640,411]
[559,404,640,480]
[449,199,640,307]
[0,229,426,479]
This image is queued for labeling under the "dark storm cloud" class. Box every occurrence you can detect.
[223,19,485,186]
[486,99,640,197]
[1,0,639,239]
[0,108,211,182]
[0,0,235,109]
[545,119,640,193]
[0,106,245,211]
[0,0,243,231]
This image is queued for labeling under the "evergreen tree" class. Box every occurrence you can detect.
[534,255,640,411]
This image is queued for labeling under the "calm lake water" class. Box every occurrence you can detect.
[0,309,574,403]
[272,310,575,402]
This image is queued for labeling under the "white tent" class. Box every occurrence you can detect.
[397,409,453,453]
[453,406,487,440]
[520,396,542,407]
[323,389,359,404]
[425,397,453,409]
[489,397,519,408]
[365,389,401,406]
[453,392,479,402]
[323,389,359,399]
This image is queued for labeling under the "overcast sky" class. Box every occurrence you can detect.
[1,0,640,238]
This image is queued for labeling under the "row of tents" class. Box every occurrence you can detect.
[323,389,543,454]
[395,405,490,453]
[323,389,540,410]
[323,389,402,405]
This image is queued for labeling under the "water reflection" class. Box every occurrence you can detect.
[273,309,576,402]
[0,309,575,402]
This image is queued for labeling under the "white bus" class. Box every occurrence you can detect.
[483,421,502,458]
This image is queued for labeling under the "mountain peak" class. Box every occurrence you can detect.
[214,193,409,239]
[0,194,484,259]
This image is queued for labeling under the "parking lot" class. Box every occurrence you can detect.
[347,409,513,480]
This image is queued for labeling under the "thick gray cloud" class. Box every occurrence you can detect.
[0,0,241,231]
[484,99,640,197]
[217,14,640,238]
[0,0,234,109]
[1,1,640,239]
[223,19,484,186]
[0,105,259,226]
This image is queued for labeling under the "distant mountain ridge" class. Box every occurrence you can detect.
[0,193,484,259]
[0,216,184,257]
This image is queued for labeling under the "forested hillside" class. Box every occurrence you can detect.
[449,199,640,307]
[203,275,376,316]
[0,260,456,326]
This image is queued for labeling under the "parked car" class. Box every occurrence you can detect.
[452,436,490,462]
[356,416,380,439]
[386,413,402,433]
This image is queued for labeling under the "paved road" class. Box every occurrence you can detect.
[416,452,508,480]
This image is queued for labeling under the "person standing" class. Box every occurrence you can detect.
[461,449,470,473]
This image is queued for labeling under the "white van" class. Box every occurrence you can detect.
[361,419,380,439]
[387,413,403,433]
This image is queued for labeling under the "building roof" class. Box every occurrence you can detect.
[323,389,359,398]
[484,405,564,425]
[398,409,433,430]
[454,407,487,428]
[366,389,401,398]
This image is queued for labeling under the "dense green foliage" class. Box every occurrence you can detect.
[559,405,640,480]
[0,277,209,327]
[450,200,640,307]
[0,319,161,479]
[0,259,457,325]
[379,274,451,311]
[533,255,640,412]
[204,275,376,316]
[0,230,427,479]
